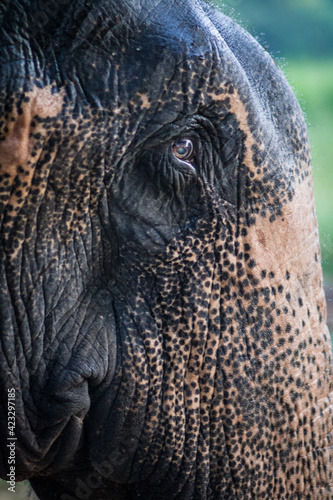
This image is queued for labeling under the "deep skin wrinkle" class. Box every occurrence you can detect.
[0,1,332,499]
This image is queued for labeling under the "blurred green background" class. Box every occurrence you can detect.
[1,1,332,498]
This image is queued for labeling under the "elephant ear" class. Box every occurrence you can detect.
[200,4,333,491]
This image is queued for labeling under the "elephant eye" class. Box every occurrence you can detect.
[172,139,194,162]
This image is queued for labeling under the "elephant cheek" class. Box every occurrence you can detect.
[0,86,65,258]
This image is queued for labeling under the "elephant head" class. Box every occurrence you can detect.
[0,1,332,499]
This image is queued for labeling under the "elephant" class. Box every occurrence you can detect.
[0,0,332,499]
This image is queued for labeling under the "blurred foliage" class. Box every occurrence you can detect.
[0,481,30,499]
[216,0,333,58]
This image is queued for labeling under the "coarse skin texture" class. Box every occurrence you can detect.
[0,0,332,499]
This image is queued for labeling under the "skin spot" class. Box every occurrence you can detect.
[208,87,263,176]
[136,93,151,109]
[33,86,65,119]
[0,86,64,178]
[0,109,31,177]
[257,229,267,250]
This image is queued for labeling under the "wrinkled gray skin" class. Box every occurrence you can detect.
[0,1,332,499]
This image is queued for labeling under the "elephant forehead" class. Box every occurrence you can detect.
[0,0,316,266]
[0,0,296,159]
